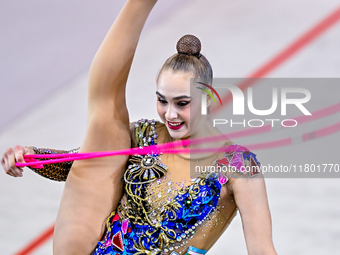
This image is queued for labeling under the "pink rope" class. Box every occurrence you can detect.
[17,121,340,168]
[18,146,238,168]
[16,101,340,169]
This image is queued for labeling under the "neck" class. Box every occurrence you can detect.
[170,118,227,149]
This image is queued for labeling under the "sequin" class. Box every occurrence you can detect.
[111,231,124,252]
[218,172,228,185]
[149,169,156,179]
[89,119,261,255]
[121,219,129,235]
[143,169,149,180]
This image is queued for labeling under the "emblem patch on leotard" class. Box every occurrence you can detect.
[124,154,168,184]
[214,145,262,178]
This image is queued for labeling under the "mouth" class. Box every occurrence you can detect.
[167,121,185,130]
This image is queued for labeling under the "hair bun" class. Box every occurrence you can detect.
[176,34,201,57]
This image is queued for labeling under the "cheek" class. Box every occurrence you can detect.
[189,99,201,119]
[187,100,203,131]
[182,107,191,123]
[157,103,165,121]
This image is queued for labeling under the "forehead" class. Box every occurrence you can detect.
[157,70,193,96]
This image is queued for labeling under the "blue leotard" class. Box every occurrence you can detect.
[91,119,261,255]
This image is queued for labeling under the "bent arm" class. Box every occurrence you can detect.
[232,175,277,255]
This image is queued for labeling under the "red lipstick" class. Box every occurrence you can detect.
[167,121,184,130]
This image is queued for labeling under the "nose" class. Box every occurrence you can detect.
[165,104,178,120]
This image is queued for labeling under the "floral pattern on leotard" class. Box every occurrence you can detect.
[92,119,261,255]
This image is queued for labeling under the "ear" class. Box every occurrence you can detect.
[206,90,215,108]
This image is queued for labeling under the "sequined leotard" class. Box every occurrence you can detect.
[29,118,261,255]
[91,119,261,255]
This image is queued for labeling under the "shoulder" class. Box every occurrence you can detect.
[214,144,261,178]
[129,118,165,147]
[129,118,163,128]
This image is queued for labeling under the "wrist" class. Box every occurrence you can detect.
[27,146,36,155]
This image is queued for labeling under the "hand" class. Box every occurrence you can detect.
[1,145,35,177]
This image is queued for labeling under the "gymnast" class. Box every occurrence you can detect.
[1,1,277,254]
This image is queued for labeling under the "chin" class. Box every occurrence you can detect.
[169,131,190,140]
[162,120,188,138]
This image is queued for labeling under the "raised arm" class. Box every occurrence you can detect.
[88,0,158,120]
[54,1,158,254]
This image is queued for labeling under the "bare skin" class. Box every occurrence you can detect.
[52,0,158,254]
[1,1,277,254]
[1,145,34,177]
[156,70,277,255]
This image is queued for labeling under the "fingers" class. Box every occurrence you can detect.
[0,156,11,176]
[7,148,22,177]
[2,148,23,177]
[24,146,35,156]
[6,168,15,177]
[14,145,25,163]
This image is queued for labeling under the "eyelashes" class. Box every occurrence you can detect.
[157,98,190,107]
[177,101,189,106]
[157,98,167,104]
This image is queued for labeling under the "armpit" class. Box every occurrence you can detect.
[129,122,138,148]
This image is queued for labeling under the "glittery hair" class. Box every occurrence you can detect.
[157,34,213,85]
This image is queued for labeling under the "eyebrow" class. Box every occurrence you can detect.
[156,91,191,100]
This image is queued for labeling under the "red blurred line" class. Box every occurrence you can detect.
[246,122,340,150]
[227,124,272,139]
[14,225,54,255]
[249,6,340,78]
[14,5,340,255]
[303,122,340,141]
[246,138,292,151]
[295,102,340,125]
[226,101,340,139]
[214,6,340,113]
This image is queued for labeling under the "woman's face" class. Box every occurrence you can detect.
[156,70,203,140]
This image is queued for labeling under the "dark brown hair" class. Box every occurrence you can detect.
[157,35,213,85]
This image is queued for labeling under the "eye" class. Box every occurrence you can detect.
[177,101,190,107]
[158,97,167,104]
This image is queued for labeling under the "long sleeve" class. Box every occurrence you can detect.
[27,147,79,182]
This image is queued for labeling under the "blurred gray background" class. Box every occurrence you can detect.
[1,0,340,254]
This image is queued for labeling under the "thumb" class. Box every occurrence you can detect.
[14,145,25,163]
[16,150,25,163]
